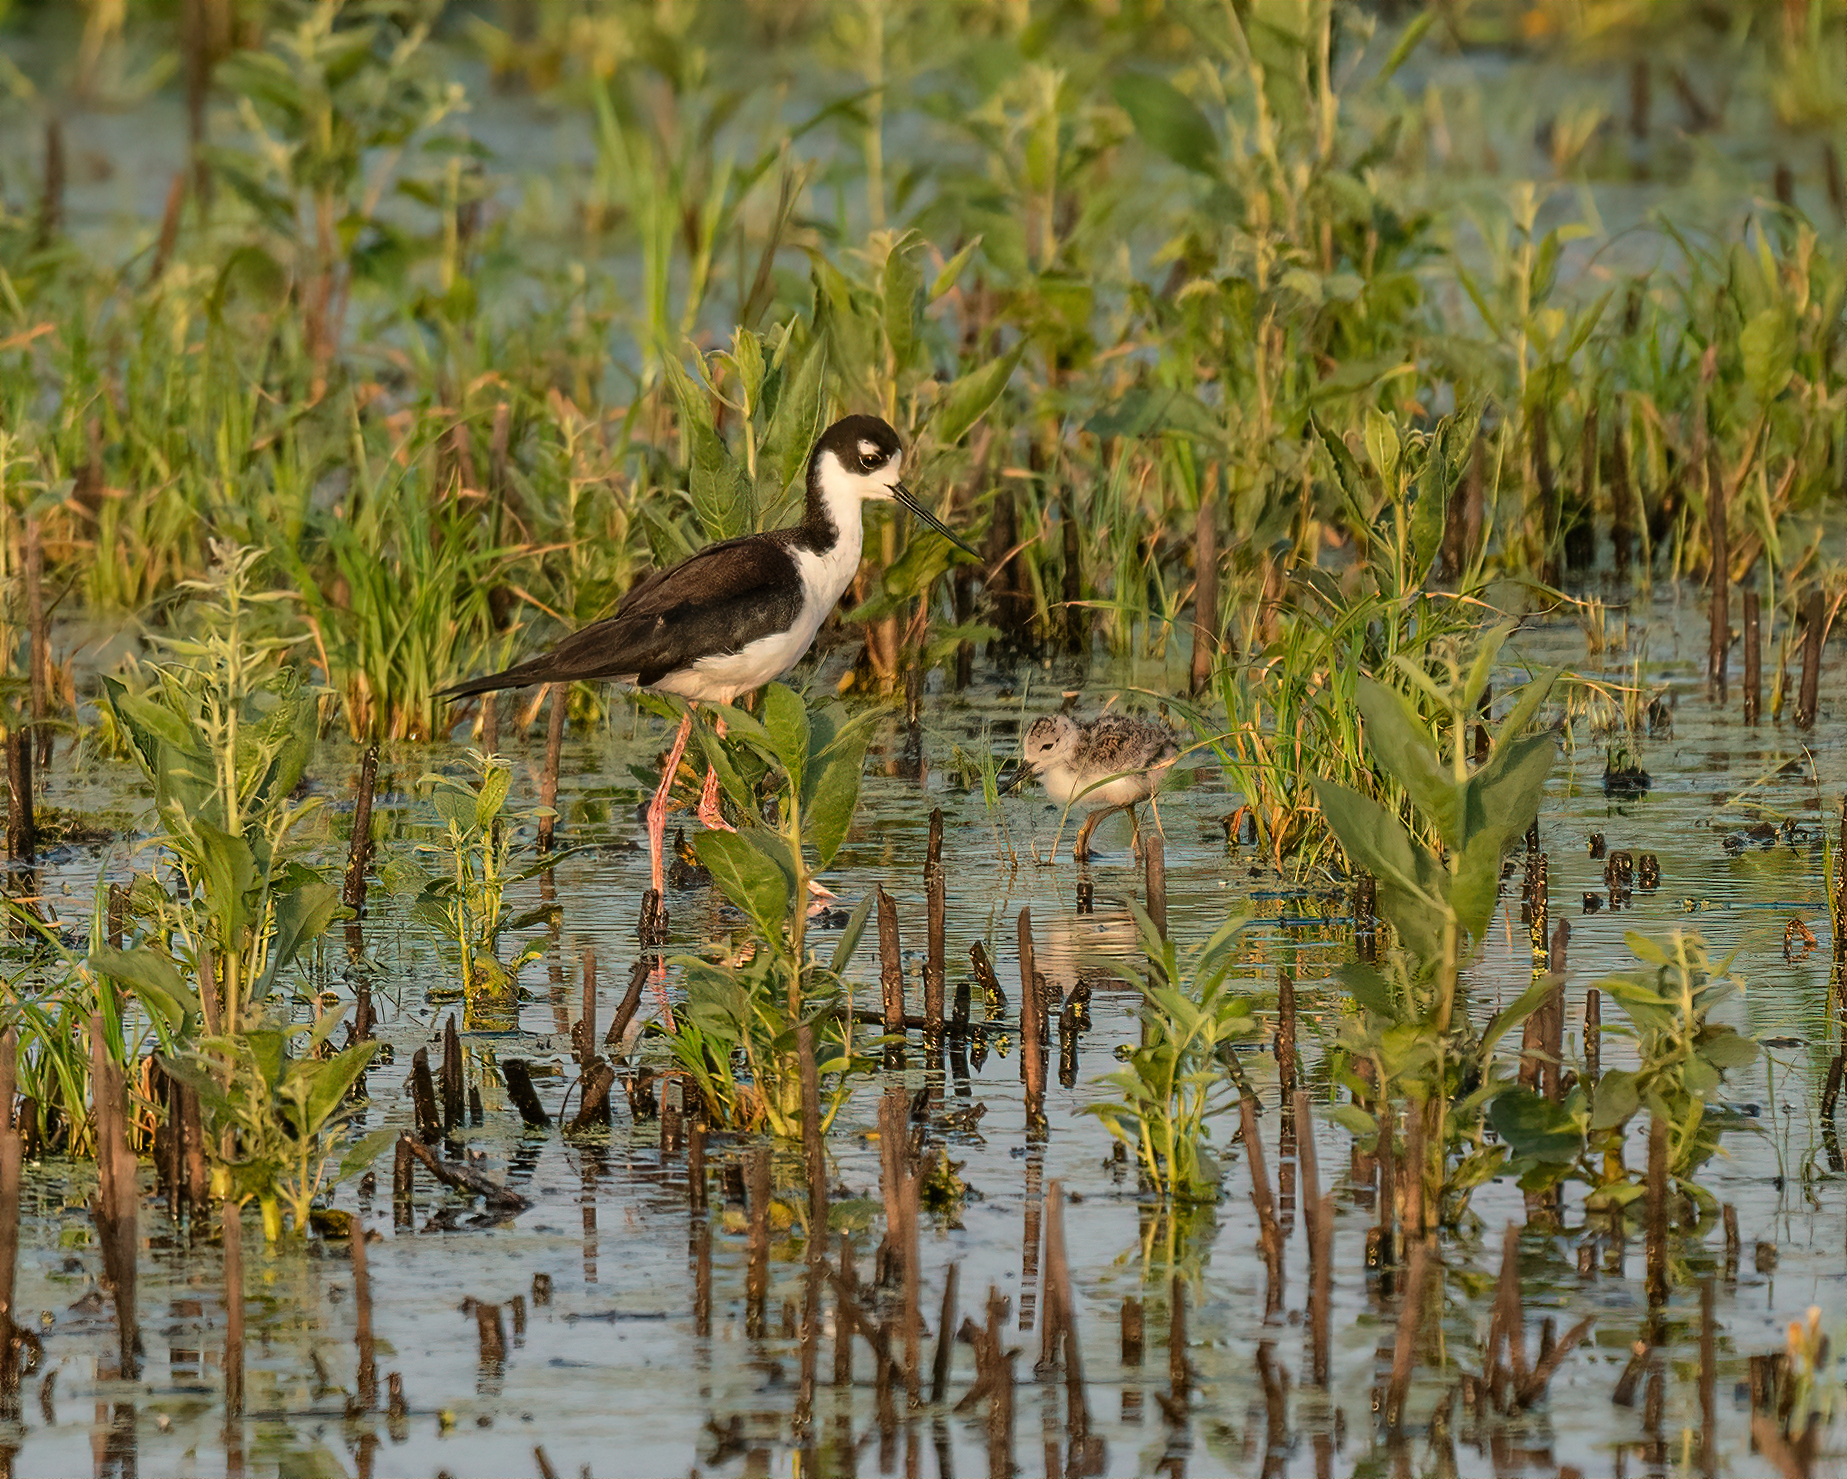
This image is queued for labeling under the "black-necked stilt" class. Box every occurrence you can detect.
[446,414,979,897]
[1022,712,1178,860]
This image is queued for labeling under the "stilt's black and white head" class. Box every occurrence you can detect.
[809,415,980,557]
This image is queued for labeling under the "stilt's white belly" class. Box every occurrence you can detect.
[649,534,858,705]
[1040,764,1160,809]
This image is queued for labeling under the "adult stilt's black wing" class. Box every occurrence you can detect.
[442,532,807,698]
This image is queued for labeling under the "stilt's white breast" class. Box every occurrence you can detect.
[653,516,864,705]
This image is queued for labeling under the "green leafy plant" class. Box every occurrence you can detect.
[398,750,557,1026]
[162,1017,388,1242]
[1314,632,1560,1224]
[1085,911,1259,1202]
[663,684,878,1134]
[1490,931,1759,1212]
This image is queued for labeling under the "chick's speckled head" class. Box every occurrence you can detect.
[1023,713,1080,767]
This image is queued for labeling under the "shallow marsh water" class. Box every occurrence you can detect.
[2,591,1843,1479]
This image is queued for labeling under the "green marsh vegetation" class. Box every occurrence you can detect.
[0,0,1841,1470]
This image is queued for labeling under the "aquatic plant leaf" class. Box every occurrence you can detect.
[929,236,983,303]
[1337,961,1395,1019]
[694,831,794,939]
[802,706,874,871]
[193,821,261,938]
[882,230,925,375]
[930,342,1025,446]
[760,329,829,519]
[88,946,201,1032]
[1740,306,1794,405]
[474,765,511,828]
[665,354,752,541]
[1489,1087,1581,1165]
[1461,730,1554,857]
[1112,72,1219,177]
[829,892,876,976]
[760,684,811,783]
[1589,1069,1640,1131]
[1311,779,1445,960]
[1354,678,1454,842]
[300,1043,379,1135]
[1697,1027,1757,1071]
[338,1126,398,1183]
[269,872,343,981]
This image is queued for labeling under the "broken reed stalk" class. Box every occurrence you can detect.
[1018,908,1046,1127]
[1189,491,1218,695]
[688,1117,707,1214]
[1120,1296,1143,1421]
[1585,988,1602,1086]
[500,1059,552,1130]
[342,745,380,912]
[1611,408,1635,575]
[1646,1114,1670,1307]
[1385,1236,1431,1432]
[475,1300,507,1365]
[1743,588,1762,725]
[0,1031,18,1397]
[4,723,34,865]
[537,683,567,851]
[392,1134,413,1223]
[602,957,650,1056]
[409,1048,441,1142]
[563,1056,613,1135]
[932,1261,959,1405]
[1294,1090,1333,1387]
[1143,830,1167,942]
[1700,1278,1716,1468]
[1041,1181,1090,1442]
[350,1210,377,1410]
[878,885,904,1060]
[577,947,597,1067]
[480,692,499,755]
[440,1014,463,1131]
[797,1021,827,1242]
[1708,451,1729,702]
[1276,973,1298,1099]
[1167,1274,1190,1401]
[24,519,47,770]
[925,809,946,1038]
[395,1132,529,1210]
[744,1147,772,1339]
[223,1198,244,1424]
[1796,589,1824,730]
[88,1017,138,1378]
[1239,1095,1284,1318]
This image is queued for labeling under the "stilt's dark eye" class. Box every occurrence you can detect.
[859,452,881,472]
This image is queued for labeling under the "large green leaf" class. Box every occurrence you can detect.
[665,355,752,541]
[300,1042,380,1136]
[1460,730,1554,861]
[1312,779,1445,961]
[761,683,811,785]
[801,705,873,870]
[1354,678,1455,843]
[269,871,344,980]
[88,946,202,1032]
[193,821,261,938]
[882,231,925,375]
[929,342,1025,446]
[1489,1087,1582,1165]
[1111,72,1220,176]
[694,830,795,938]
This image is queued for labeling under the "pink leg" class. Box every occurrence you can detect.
[648,710,695,898]
[696,716,735,833]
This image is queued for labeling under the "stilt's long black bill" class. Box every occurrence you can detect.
[894,482,981,558]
